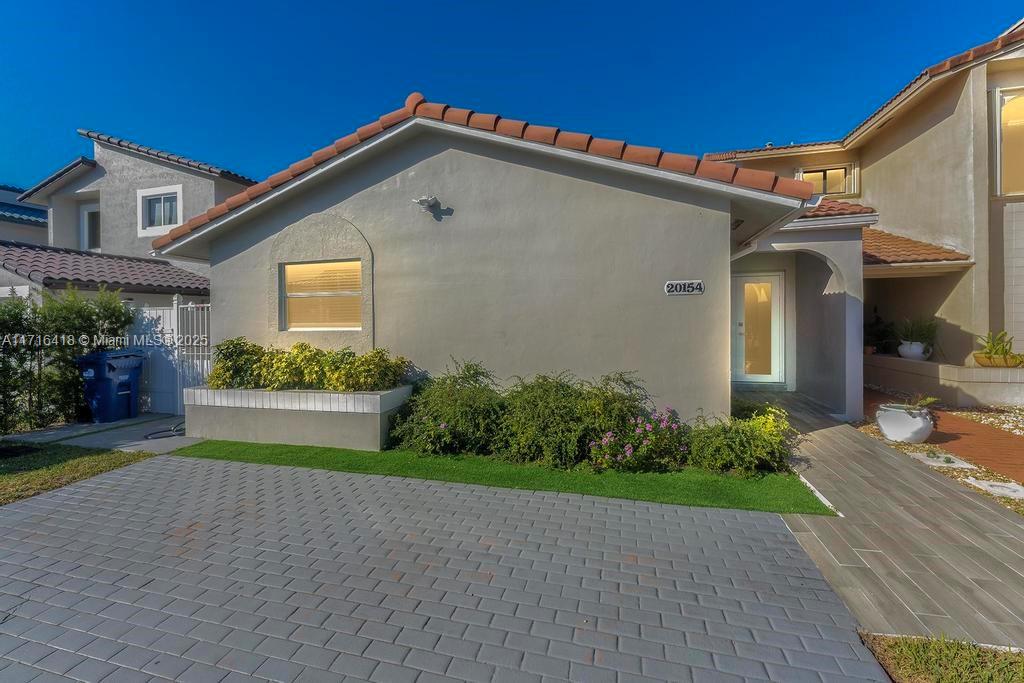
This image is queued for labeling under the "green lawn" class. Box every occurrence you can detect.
[175,440,832,515]
[0,442,153,506]
[863,633,1024,683]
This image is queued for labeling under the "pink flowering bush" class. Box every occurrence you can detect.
[589,408,690,473]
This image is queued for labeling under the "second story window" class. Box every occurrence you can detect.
[144,193,177,228]
[796,164,856,196]
[999,88,1024,196]
[137,185,183,236]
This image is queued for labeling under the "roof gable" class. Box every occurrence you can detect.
[154,92,813,253]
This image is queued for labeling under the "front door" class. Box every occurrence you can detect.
[731,273,784,383]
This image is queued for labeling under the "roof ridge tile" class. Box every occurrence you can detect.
[153,92,812,251]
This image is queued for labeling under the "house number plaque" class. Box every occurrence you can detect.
[664,280,705,295]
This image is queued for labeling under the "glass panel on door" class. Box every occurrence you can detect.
[743,282,773,375]
[731,274,784,383]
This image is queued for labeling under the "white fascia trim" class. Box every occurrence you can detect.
[137,184,183,237]
[157,118,806,255]
[864,260,974,278]
[782,213,879,231]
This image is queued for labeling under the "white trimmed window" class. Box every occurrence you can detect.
[282,260,362,330]
[136,185,182,236]
[795,163,857,196]
[998,88,1024,196]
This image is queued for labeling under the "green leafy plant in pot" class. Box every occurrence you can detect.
[973,331,1022,368]
[876,394,938,443]
[896,318,937,361]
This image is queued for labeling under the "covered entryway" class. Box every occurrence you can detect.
[730,201,875,421]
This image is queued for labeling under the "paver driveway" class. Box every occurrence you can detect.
[0,456,886,682]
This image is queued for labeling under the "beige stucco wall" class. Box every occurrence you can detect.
[735,67,997,365]
[207,130,734,418]
[0,220,47,245]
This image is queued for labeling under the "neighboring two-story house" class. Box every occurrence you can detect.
[20,130,254,268]
[706,18,1024,406]
[0,184,47,247]
[3,130,255,306]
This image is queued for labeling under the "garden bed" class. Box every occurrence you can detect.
[184,385,412,451]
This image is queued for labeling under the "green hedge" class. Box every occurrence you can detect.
[0,287,135,434]
[393,361,796,475]
[206,339,408,393]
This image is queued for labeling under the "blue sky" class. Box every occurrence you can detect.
[1,1,1020,189]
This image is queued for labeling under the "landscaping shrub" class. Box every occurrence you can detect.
[589,408,688,473]
[255,342,329,390]
[0,287,135,433]
[392,360,504,455]
[730,397,774,419]
[206,339,406,392]
[207,337,268,389]
[496,372,649,469]
[325,347,409,392]
[687,406,794,475]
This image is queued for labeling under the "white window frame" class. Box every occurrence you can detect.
[79,202,101,252]
[993,86,1024,197]
[795,162,859,197]
[280,259,363,332]
[136,184,183,236]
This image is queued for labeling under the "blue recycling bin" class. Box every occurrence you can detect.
[76,350,145,423]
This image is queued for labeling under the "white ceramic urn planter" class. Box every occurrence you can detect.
[876,404,935,443]
[897,341,931,361]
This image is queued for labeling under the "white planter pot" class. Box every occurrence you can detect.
[897,340,931,361]
[876,404,934,443]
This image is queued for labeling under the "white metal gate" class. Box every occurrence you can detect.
[129,296,211,415]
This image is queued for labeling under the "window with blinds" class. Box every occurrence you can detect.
[282,260,362,329]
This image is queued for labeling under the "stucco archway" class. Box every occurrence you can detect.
[750,227,864,421]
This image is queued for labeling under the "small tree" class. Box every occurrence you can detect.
[0,286,136,432]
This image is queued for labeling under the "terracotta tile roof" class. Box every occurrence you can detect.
[705,140,842,162]
[803,198,876,219]
[0,240,209,295]
[862,227,970,266]
[153,93,814,251]
[78,129,256,185]
[704,26,1024,161]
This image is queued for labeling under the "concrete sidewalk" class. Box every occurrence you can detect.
[5,415,200,454]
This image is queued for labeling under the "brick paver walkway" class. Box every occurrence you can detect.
[0,455,886,682]
[865,389,1024,483]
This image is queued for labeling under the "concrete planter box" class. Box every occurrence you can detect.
[865,353,1024,407]
[183,385,412,451]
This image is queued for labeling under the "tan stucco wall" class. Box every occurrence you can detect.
[0,220,47,245]
[735,67,998,364]
[207,130,734,418]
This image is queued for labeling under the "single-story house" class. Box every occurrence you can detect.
[153,92,871,420]
[0,239,209,305]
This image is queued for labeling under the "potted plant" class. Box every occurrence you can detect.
[876,395,938,443]
[896,318,938,361]
[864,308,897,355]
[973,331,1022,368]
